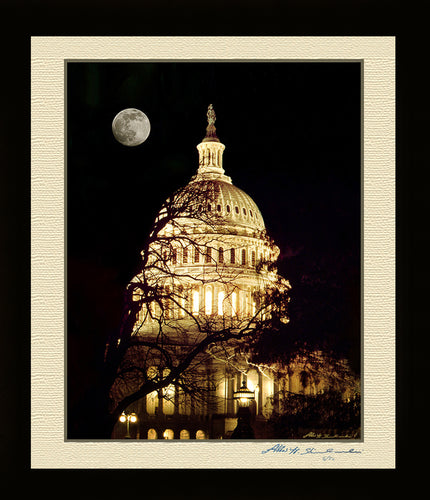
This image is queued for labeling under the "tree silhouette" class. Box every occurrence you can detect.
[69,179,290,439]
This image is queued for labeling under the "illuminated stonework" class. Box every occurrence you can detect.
[112,106,358,440]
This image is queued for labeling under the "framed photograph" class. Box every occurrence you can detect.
[31,36,395,469]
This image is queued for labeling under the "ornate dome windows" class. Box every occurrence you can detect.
[161,242,263,270]
[194,247,200,263]
[205,247,212,263]
[230,248,235,264]
[218,247,224,263]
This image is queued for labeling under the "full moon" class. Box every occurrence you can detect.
[112,108,151,146]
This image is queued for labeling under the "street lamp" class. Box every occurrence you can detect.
[231,381,255,439]
[119,411,138,438]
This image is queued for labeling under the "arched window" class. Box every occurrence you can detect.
[163,429,174,440]
[205,247,212,263]
[217,204,221,212]
[242,249,246,265]
[218,291,225,315]
[205,288,212,315]
[172,248,177,264]
[196,430,206,440]
[252,251,256,266]
[183,247,188,263]
[180,429,190,439]
[243,207,247,215]
[250,210,253,217]
[194,246,200,263]
[230,248,235,264]
[235,206,239,214]
[207,203,211,212]
[146,387,158,415]
[147,428,157,440]
[226,205,231,213]
[218,247,224,263]
[192,290,199,315]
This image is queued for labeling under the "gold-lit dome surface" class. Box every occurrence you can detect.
[185,178,265,232]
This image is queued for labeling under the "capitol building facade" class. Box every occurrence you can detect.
[110,106,358,440]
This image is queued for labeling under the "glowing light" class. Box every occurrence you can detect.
[163,429,174,439]
[119,413,126,423]
[218,291,225,315]
[192,290,199,314]
[180,429,190,439]
[147,428,157,439]
[196,430,206,440]
[129,414,137,423]
[246,379,255,392]
[205,289,212,315]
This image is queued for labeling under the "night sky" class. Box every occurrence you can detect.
[67,62,361,402]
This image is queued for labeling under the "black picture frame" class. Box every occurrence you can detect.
[0,0,418,497]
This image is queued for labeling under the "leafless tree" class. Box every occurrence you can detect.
[96,179,290,438]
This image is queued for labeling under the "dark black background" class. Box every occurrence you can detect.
[0,0,420,497]
[67,61,360,279]
[67,61,361,410]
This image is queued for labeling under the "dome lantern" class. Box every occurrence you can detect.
[196,104,226,178]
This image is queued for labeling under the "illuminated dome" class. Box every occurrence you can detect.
[183,178,265,233]
[163,104,266,237]
[111,105,358,443]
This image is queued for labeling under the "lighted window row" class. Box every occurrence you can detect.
[147,428,206,440]
[193,290,256,317]
[198,202,257,219]
[170,247,258,266]
[144,285,259,320]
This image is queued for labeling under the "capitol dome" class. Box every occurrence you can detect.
[179,177,266,234]
[158,104,267,239]
[110,105,358,442]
